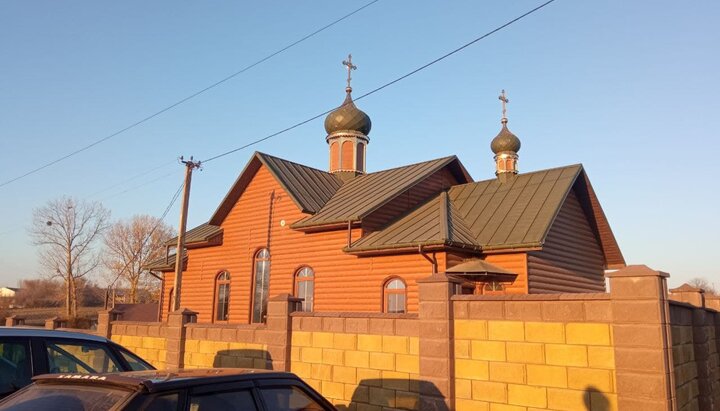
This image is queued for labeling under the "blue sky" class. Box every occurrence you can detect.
[1,0,718,289]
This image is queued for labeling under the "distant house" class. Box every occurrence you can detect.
[0,287,19,298]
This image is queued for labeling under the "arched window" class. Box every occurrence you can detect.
[251,248,270,323]
[341,140,353,170]
[295,267,314,312]
[215,271,231,322]
[329,142,339,171]
[383,278,407,314]
[356,142,365,172]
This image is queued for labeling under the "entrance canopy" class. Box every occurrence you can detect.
[445,259,517,283]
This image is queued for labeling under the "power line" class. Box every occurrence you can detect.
[88,160,176,198]
[202,0,556,164]
[106,180,185,290]
[98,170,178,202]
[0,0,381,190]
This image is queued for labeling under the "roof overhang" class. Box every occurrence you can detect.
[344,240,482,256]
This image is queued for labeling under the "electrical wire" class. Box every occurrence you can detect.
[98,170,178,202]
[106,180,184,290]
[0,0,381,189]
[88,160,177,198]
[201,0,556,164]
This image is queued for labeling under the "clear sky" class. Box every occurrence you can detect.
[1,0,718,289]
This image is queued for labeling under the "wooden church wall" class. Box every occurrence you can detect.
[526,189,606,293]
[161,165,445,323]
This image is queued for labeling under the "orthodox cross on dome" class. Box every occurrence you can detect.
[342,54,357,91]
[498,89,509,124]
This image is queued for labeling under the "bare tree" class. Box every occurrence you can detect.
[30,197,110,318]
[103,215,174,304]
[14,279,64,308]
[688,277,718,296]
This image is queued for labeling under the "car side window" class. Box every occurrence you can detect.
[117,348,153,371]
[259,386,326,411]
[45,340,121,374]
[189,389,258,411]
[0,339,32,396]
[141,392,179,411]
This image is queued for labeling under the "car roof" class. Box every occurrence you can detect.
[34,368,297,393]
[0,326,108,343]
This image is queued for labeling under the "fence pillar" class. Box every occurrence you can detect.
[669,284,705,308]
[5,315,25,327]
[165,308,197,369]
[96,309,120,338]
[266,294,302,371]
[417,273,461,411]
[45,316,62,330]
[608,265,675,410]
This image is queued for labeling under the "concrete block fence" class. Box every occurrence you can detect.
[7,265,718,410]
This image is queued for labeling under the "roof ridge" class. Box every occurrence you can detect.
[364,155,457,176]
[255,151,340,177]
[453,163,584,190]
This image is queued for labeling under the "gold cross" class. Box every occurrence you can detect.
[498,89,509,120]
[342,54,357,90]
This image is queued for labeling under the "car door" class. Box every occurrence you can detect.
[0,337,32,398]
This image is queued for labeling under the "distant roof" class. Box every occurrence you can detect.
[293,156,472,229]
[446,259,518,282]
[112,304,158,322]
[0,287,19,292]
[209,152,343,225]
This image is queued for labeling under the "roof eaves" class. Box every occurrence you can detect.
[344,238,481,255]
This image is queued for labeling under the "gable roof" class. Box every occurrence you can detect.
[346,191,480,254]
[164,222,222,247]
[448,164,584,250]
[209,152,343,225]
[344,164,625,268]
[292,156,472,229]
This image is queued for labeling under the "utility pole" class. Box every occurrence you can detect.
[172,156,201,312]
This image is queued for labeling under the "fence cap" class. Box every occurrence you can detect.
[670,283,704,293]
[605,264,669,279]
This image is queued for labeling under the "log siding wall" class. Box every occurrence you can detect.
[161,165,445,323]
[527,189,606,293]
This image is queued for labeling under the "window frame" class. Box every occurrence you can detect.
[382,277,407,314]
[250,248,271,324]
[294,266,315,312]
[214,271,231,323]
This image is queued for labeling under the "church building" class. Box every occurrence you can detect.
[148,57,625,324]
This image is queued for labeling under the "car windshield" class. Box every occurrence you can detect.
[0,383,132,411]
